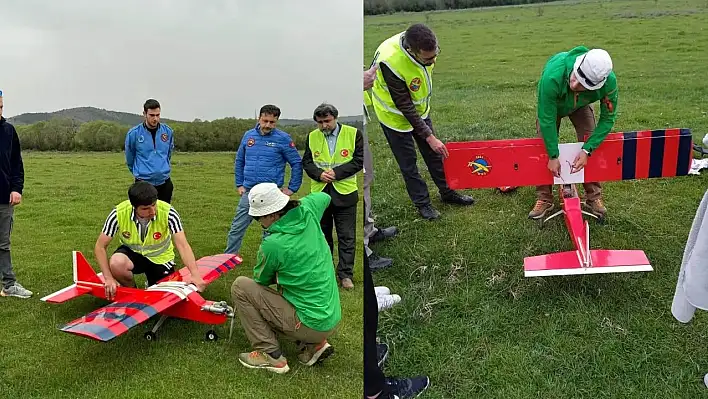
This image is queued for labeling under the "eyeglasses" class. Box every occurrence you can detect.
[575,54,597,88]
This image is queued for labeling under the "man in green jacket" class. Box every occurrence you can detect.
[231,182,341,374]
[529,46,618,220]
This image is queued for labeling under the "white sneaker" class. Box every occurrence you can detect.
[0,282,33,298]
[375,286,390,296]
[377,294,401,311]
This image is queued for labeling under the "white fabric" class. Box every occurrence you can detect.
[703,133,708,147]
[573,49,613,90]
[671,189,708,323]
[689,159,708,175]
[247,183,290,217]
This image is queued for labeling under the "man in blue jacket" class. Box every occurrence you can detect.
[125,99,175,203]
[225,104,303,255]
[0,91,32,299]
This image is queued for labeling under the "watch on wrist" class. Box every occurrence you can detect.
[583,149,591,156]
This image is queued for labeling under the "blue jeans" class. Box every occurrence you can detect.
[225,190,254,255]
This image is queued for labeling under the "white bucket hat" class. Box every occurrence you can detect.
[248,183,290,217]
[572,49,613,91]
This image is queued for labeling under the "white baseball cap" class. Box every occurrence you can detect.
[248,183,290,217]
[573,49,613,91]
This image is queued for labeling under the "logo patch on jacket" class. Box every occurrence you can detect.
[314,151,321,158]
[122,231,131,239]
[340,149,350,157]
[161,133,168,142]
[409,77,422,92]
[290,141,296,148]
[265,141,276,147]
[153,232,162,240]
[247,138,255,147]
[137,135,145,143]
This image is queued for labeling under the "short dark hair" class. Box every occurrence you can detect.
[254,200,300,220]
[144,99,160,112]
[313,103,338,121]
[128,181,158,207]
[259,104,281,119]
[405,23,437,53]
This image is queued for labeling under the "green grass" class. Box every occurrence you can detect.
[365,0,708,397]
[0,152,363,398]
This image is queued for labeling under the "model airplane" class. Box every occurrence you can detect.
[443,128,694,277]
[41,251,242,342]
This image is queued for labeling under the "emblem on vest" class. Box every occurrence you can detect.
[247,138,255,147]
[153,232,162,240]
[409,77,422,92]
[340,149,350,157]
[314,151,321,158]
[161,133,168,142]
[122,231,131,239]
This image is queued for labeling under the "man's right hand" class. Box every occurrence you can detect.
[238,186,246,195]
[104,278,118,300]
[426,135,449,159]
[547,158,561,177]
[320,170,334,183]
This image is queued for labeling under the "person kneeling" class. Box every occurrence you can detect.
[231,183,341,374]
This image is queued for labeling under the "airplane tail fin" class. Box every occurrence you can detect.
[40,251,103,303]
[524,249,653,277]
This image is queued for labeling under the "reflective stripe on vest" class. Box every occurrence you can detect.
[308,124,359,195]
[115,199,175,265]
[370,32,434,132]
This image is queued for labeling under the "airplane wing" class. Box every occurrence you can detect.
[59,289,184,342]
[162,253,242,286]
[443,128,693,190]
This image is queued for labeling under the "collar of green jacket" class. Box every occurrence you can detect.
[267,204,306,235]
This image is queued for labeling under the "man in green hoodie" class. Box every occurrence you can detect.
[231,182,341,374]
[529,46,618,220]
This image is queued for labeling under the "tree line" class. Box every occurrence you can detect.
[15,117,363,152]
[364,0,560,14]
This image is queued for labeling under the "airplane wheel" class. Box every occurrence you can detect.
[536,218,545,229]
[597,216,606,225]
[144,332,157,341]
[205,330,218,342]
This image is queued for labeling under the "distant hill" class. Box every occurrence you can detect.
[7,106,363,127]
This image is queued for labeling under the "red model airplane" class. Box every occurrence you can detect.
[443,128,694,277]
[41,251,242,342]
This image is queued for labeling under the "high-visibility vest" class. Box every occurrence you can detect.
[370,32,434,132]
[308,124,358,195]
[115,199,174,265]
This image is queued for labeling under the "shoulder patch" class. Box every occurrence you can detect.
[247,137,255,147]
[290,141,296,148]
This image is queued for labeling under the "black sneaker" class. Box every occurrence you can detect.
[384,376,430,398]
[370,226,399,244]
[369,253,393,271]
[417,204,440,220]
[441,191,475,206]
[377,342,389,368]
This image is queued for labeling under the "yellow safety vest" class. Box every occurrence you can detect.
[115,199,174,265]
[308,124,358,195]
[370,32,434,132]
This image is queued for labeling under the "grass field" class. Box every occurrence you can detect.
[0,152,363,398]
[365,0,708,397]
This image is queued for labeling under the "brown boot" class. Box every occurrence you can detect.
[340,278,354,289]
[528,200,554,219]
[585,198,607,217]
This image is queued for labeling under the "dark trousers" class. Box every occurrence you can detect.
[0,205,16,289]
[321,203,357,280]
[364,242,386,397]
[135,177,174,203]
[380,120,453,207]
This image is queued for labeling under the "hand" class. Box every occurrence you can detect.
[325,169,336,181]
[104,278,118,300]
[281,188,293,196]
[364,65,378,90]
[547,158,561,177]
[571,151,588,173]
[9,192,21,206]
[185,274,206,292]
[426,135,449,159]
[320,170,335,183]
[238,186,246,195]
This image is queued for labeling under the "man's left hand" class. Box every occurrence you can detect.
[9,192,21,206]
[185,274,206,292]
[325,169,336,181]
[281,188,293,196]
[572,151,588,173]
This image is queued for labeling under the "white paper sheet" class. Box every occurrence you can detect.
[554,142,585,185]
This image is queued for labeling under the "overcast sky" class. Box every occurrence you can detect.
[0,0,363,121]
